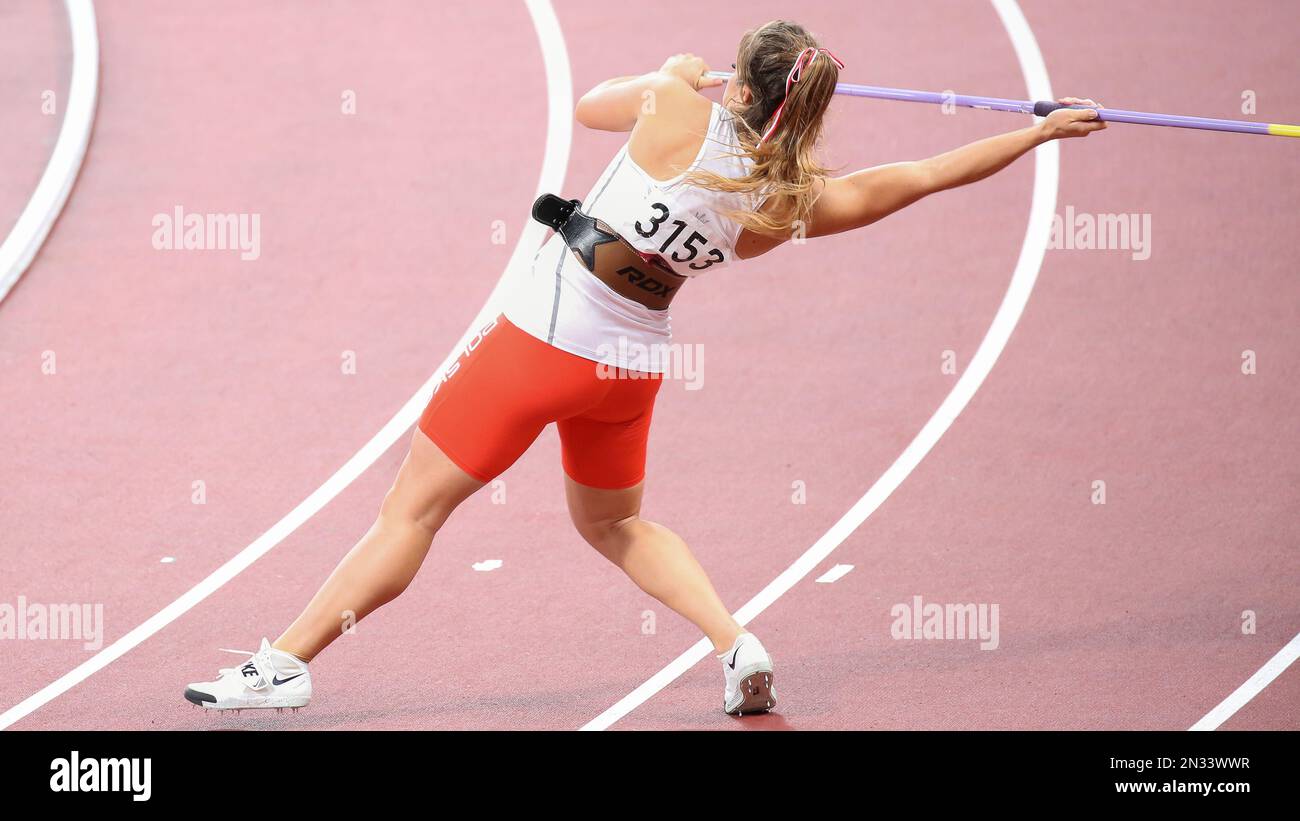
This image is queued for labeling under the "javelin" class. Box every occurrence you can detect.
[705,71,1300,138]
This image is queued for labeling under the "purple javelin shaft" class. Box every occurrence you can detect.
[704,72,1278,136]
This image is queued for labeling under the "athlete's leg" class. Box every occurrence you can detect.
[564,475,743,653]
[274,428,484,661]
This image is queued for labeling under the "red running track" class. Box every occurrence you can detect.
[0,0,1295,730]
[0,1,69,240]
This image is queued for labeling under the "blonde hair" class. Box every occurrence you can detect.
[686,21,839,237]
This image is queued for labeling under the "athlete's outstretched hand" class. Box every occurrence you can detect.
[658,53,725,92]
[1041,97,1107,139]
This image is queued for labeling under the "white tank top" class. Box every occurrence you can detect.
[504,102,758,373]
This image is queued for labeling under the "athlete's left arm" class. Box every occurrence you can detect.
[575,54,723,132]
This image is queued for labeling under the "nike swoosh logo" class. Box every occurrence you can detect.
[728,646,741,670]
[272,673,305,686]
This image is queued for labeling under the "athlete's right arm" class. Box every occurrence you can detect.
[806,100,1104,237]
[575,54,723,132]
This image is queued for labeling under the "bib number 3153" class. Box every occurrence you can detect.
[634,202,725,271]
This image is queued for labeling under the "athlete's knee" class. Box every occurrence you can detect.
[572,511,639,555]
[377,482,460,537]
[377,431,485,537]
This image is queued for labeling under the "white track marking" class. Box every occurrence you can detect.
[581,0,1059,731]
[1190,632,1300,730]
[0,0,99,304]
[814,564,854,584]
[0,0,571,731]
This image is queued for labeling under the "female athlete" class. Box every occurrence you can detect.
[185,20,1104,718]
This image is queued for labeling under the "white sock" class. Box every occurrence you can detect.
[716,632,750,660]
[268,648,308,674]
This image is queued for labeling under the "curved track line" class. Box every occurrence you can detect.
[1190,631,1300,730]
[581,0,1059,731]
[0,0,99,305]
[0,0,572,731]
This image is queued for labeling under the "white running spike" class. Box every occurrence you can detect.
[184,640,312,711]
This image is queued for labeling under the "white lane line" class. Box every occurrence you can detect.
[814,564,854,584]
[0,0,99,304]
[580,0,1058,731]
[1190,632,1300,730]
[0,0,572,731]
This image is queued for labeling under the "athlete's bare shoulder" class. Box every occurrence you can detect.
[628,79,715,181]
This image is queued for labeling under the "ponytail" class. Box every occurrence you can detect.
[685,21,841,237]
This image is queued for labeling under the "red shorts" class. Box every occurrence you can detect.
[418,314,663,489]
